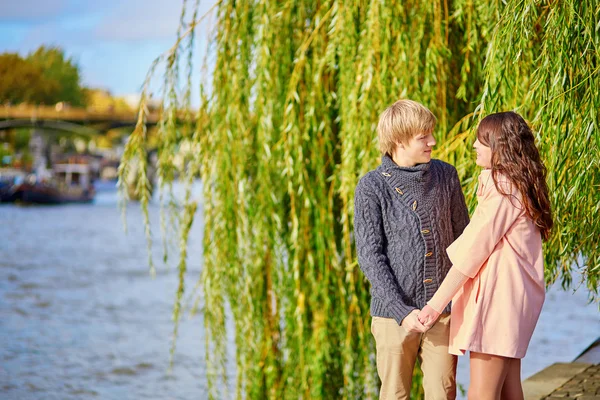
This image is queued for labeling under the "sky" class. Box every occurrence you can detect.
[0,0,214,101]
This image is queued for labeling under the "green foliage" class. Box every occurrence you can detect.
[0,53,59,104]
[121,0,600,398]
[0,46,87,106]
[0,128,32,165]
[14,129,32,152]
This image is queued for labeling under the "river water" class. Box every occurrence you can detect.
[1,187,598,399]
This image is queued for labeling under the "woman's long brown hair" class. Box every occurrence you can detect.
[477,111,553,240]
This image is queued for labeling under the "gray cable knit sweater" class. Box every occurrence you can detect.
[354,155,470,325]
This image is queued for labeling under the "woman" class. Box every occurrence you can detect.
[418,111,553,400]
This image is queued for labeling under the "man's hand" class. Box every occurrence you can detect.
[417,305,440,328]
[401,309,428,333]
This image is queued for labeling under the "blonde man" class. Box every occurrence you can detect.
[354,99,469,399]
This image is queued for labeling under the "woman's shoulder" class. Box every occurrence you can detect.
[478,170,507,191]
[478,170,524,208]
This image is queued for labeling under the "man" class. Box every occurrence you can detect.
[354,99,469,399]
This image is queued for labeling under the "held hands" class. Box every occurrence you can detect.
[401,309,428,333]
[417,305,440,329]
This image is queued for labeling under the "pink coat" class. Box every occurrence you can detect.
[446,169,545,359]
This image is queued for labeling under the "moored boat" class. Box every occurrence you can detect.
[9,158,95,205]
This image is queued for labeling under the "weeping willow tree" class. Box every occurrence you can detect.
[119,0,599,398]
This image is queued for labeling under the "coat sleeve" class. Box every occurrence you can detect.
[447,179,523,278]
[354,179,416,325]
[427,267,470,313]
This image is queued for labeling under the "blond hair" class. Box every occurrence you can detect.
[377,99,437,156]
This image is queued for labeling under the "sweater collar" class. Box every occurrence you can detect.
[377,155,432,195]
[380,155,431,178]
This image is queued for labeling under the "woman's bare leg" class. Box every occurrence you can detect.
[501,358,524,400]
[468,352,511,400]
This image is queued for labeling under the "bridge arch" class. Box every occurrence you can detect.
[0,119,100,137]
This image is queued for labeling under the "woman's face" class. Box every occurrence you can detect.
[473,138,492,168]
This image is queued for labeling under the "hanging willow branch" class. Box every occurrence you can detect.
[120,0,600,398]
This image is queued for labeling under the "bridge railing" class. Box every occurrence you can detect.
[0,104,160,124]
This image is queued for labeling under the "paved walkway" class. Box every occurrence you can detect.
[524,338,600,400]
[543,364,600,399]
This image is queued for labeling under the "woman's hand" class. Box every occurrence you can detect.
[418,305,441,328]
[401,309,428,333]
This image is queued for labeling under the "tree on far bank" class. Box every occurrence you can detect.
[26,46,86,107]
[0,46,87,106]
[0,53,59,104]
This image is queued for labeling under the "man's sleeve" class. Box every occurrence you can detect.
[354,181,416,325]
[450,168,470,240]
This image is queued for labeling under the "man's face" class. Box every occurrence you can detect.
[398,131,437,165]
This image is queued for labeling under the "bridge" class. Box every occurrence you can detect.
[0,105,161,136]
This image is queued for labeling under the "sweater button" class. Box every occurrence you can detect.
[421,229,430,234]
[423,279,433,284]
[425,252,433,257]
[395,187,404,195]
[412,201,417,210]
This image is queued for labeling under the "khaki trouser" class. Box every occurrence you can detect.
[371,314,457,400]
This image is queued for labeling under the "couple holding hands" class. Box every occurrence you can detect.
[354,100,553,400]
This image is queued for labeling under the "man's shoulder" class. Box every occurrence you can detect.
[430,159,458,176]
[356,169,386,193]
